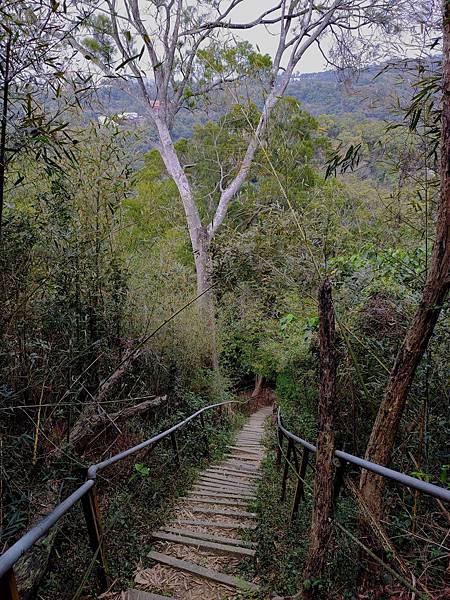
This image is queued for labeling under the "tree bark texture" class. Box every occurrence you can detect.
[65,394,167,452]
[302,280,336,597]
[193,226,218,369]
[252,374,265,398]
[155,117,218,367]
[360,2,450,517]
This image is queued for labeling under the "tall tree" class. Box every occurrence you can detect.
[69,0,401,365]
[360,0,450,516]
[301,279,336,598]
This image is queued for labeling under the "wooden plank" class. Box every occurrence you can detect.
[208,467,259,478]
[199,475,255,488]
[184,497,249,507]
[194,484,254,497]
[191,507,257,518]
[192,483,256,500]
[161,526,256,548]
[187,490,256,500]
[147,552,259,591]
[221,460,259,470]
[200,473,256,485]
[151,531,256,557]
[225,454,261,462]
[125,590,176,600]
[222,462,260,472]
[224,456,261,463]
[205,474,258,485]
[176,519,256,530]
[227,446,262,454]
[199,474,256,488]
[208,464,259,475]
[196,480,255,493]
[193,486,254,498]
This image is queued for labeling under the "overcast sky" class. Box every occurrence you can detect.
[229,1,329,74]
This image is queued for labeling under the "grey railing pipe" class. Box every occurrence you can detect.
[87,400,237,479]
[278,410,450,503]
[0,399,245,579]
[0,480,95,578]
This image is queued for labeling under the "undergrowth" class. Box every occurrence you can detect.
[37,395,245,599]
[248,419,362,600]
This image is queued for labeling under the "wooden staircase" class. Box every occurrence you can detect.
[126,405,272,599]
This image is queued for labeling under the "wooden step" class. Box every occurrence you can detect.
[198,477,255,491]
[193,484,255,497]
[185,496,249,507]
[148,552,259,592]
[151,531,256,557]
[227,445,262,454]
[195,480,255,492]
[208,467,259,479]
[161,526,256,548]
[223,461,260,471]
[124,590,176,600]
[192,488,254,500]
[176,519,256,530]
[201,471,255,487]
[199,475,255,489]
[191,507,257,518]
[222,459,258,467]
[224,454,259,474]
[208,464,259,474]
[225,454,261,462]
[200,471,255,487]
[199,473,256,488]
[188,490,256,501]
[221,460,259,471]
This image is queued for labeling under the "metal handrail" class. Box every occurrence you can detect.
[277,409,450,503]
[0,399,246,584]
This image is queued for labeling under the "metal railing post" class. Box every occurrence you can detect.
[291,447,310,521]
[276,427,283,466]
[199,412,210,458]
[0,567,19,600]
[281,438,293,501]
[81,483,109,590]
[332,457,347,512]
[170,431,180,467]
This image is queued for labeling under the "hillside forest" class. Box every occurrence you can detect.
[0,1,449,600]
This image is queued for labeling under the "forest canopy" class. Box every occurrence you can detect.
[0,1,448,599]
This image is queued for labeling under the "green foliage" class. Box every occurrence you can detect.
[253,437,360,598]
[2,37,449,599]
[195,40,271,86]
[83,15,115,64]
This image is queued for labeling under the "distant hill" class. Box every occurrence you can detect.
[85,58,440,146]
[287,65,419,120]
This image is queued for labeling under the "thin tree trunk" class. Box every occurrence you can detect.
[63,394,167,453]
[156,117,219,368]
[302,280,336,598]
[193,226,218,369]
[0,33,11,243]
[360,2,450,517]
[252,374,265,398]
